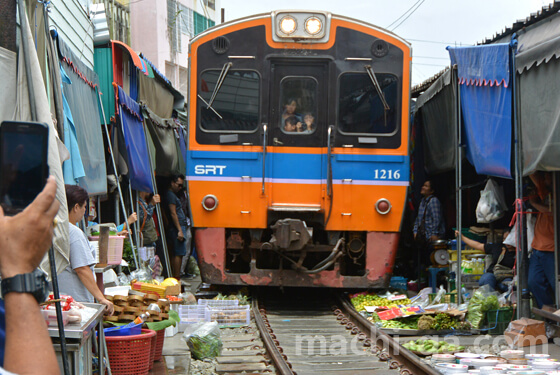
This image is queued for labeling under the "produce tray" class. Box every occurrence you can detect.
[409,349,461,357]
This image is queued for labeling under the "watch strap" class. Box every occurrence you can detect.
[2,273,37,294]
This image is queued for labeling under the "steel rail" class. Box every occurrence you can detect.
[251,298,294,375]
[336,294,439,375]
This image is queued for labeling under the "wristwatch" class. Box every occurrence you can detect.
[1,268,50,303]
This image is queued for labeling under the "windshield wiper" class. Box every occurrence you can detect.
[364,65,390,127]
[207,62,232,109]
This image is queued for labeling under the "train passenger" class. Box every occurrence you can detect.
[455,230,515,292]
[283,116,300,132]
[166,174,192,279]
[281,98,302,123]
[303,113,315,132]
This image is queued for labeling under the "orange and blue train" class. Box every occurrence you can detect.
[186,10,411,288]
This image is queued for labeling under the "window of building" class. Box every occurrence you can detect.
[199,70,260,132]
[279,78,317,134]
[338,73,398,135]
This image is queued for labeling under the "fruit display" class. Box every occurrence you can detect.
[402,339,465,354]
[350,293,411,312]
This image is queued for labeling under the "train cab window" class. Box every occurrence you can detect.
[338,73,398,135]
[280,78,317,134]
[199,70,260,132]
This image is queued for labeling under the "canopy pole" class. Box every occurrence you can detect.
[511,39,530,319]
[97,89,139,269]
[453,65,463,305]
[128,185,140,250]
[142,121,173,279]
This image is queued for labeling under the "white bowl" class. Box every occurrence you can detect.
[470,358,499,368]
[456,353,482,359]
[433,353,457,362]
[442,363,469,373]
[524,354,549,360]
[500,350,524,359]
[505,365,531,372]
[512,372,545,375]
[531,359,560,370]
[479,366,505,375]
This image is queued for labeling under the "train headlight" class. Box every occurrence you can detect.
[279,16,297,35]
[375,198,391,215]
[305,17,322,35]
[202,194,218,211]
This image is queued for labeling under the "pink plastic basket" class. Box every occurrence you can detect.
[89,235,124,265]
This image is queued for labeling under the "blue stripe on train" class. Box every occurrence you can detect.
[188,150,410,182]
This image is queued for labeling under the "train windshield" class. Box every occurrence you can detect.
[199,70,260,132]
[338,72,398,135]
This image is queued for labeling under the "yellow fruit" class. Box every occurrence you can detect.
[161,278,179,287]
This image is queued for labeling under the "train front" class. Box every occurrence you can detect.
[187,11,411,288]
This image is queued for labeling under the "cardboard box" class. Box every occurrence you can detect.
[504,318,547,347]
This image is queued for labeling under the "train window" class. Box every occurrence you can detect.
[198,70,260,132]
[280,78,317,134]
[338,73,398,135]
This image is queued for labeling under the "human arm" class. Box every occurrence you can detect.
[529,196,552,213]
[454,230,485,251]
[74,267,114,314]
[168,203,184,240]
[0,176,60,374]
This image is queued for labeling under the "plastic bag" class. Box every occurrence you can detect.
[180,291,197,305]
[504,209,536,249]
[426,286,446,308]
[466,284,500,328]
[476,179,507,223]
[408,287,432,308]
[182,322,223,360]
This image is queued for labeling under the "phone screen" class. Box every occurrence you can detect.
[0,122,48,215]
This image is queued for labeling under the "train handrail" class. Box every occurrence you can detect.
[327,125,334,198]
[262,123,267,194]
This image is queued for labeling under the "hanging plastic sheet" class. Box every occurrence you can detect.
[515,12,560,173]
[143,107,185,176]
[138,72,174,119]
[52,31,108,194]
[117,86,154,193]
[59,65,86,185]
[448,43,513,178]
[15,13,69,277]
[414,69,457,174]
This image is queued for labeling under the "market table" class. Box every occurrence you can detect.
[48,302,107,375]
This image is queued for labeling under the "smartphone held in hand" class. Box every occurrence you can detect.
[0,121,49,215]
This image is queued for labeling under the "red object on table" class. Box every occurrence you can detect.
[105,328,155,375]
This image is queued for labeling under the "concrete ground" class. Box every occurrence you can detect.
[147,275,203,375]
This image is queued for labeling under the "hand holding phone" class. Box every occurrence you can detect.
[0,121,49,216]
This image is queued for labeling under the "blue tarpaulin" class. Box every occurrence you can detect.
[448,43,513,178]
[117,86,154,193]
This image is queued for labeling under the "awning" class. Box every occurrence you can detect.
[516,12,560,74]
[414,69,457,174]
[117,86,154,193]
[112,40,147,75]
[448,43,513,178]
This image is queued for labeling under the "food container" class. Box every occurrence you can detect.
[531,359,560,370]
[507,358,528,365]
[438,363,469,373]
[433,353,456,363]
[460,358,475,366]
[524,354,549,361]
[471,358,499,368]
[456,353,481,360]
[505,365,532,372]
[41,310,70,327]
[500,350,524,359]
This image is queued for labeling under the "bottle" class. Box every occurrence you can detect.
[461,284,470,301]
[133,312,150,325]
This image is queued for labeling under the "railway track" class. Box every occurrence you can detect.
[211,289,438,374]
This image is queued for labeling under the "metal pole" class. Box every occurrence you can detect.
[127,185,140,250]
[454,65,463,305]
[142,120,172,278]
[17,1,70,373]
[96,88,139,269]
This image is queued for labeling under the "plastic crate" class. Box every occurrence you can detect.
[390,276,408,290]
[198,299,239,307]
[89,235,125,265]
[178,304,208,324]
[428,292,457,304]
[206,305,250,327]
[485,307,514,335]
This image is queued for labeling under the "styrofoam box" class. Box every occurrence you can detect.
[206,305,250,327]
[165,324,179,337]
[104,286,131,296]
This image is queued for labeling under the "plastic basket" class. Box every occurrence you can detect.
[89,235,125,265]
[206,305,250,327]
[148,330,156,370]
[485,307,514,335]
[390,276,408,290]
[104,323,142,337]
[198,299,239,307]
[154,328,165,361]
[106,328,155,375]
[178,304,208,324]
